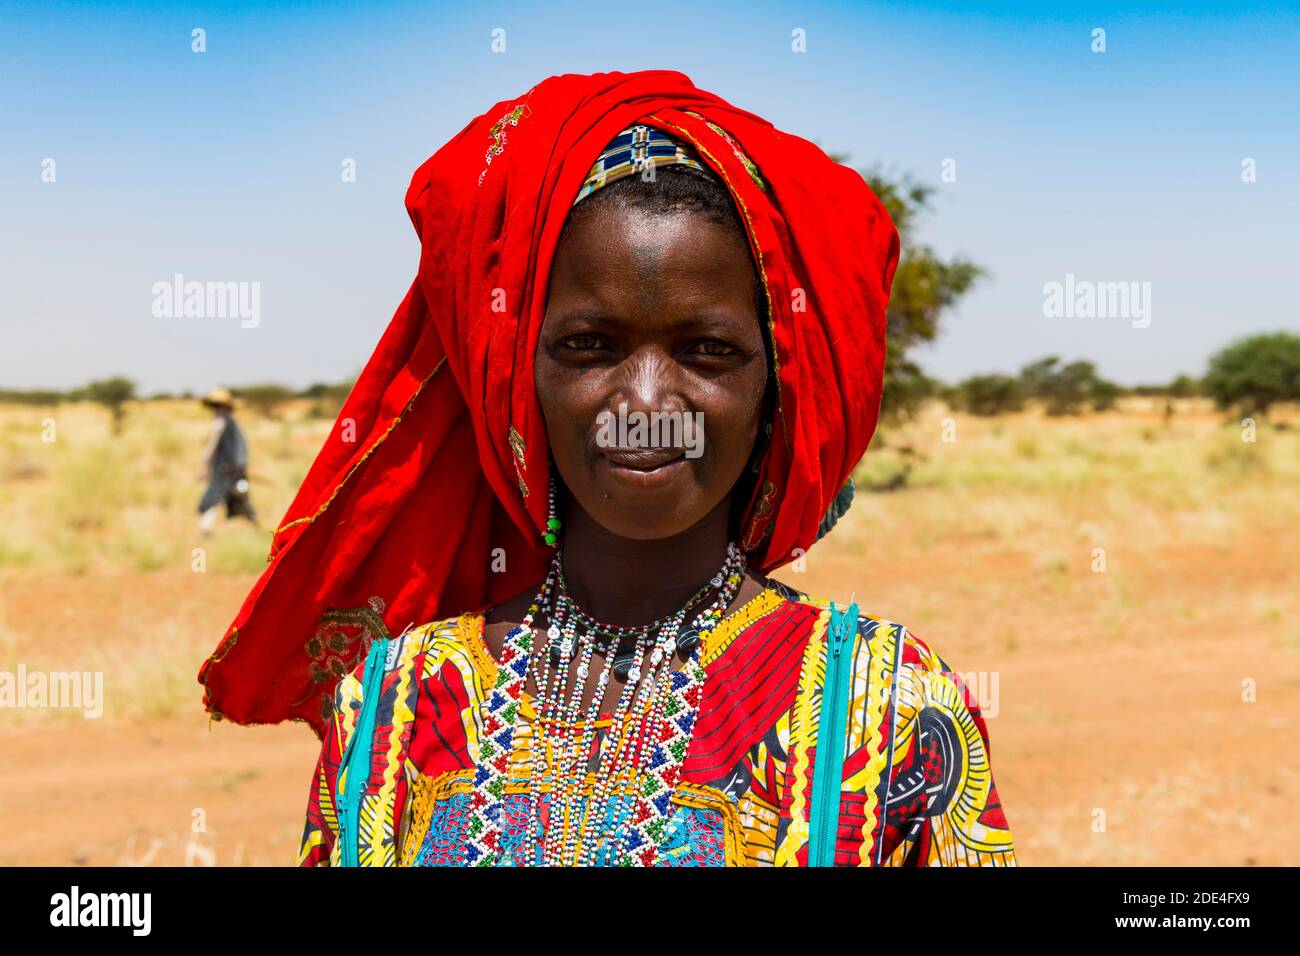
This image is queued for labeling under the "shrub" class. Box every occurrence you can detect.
[84,377,136,434]
[1019,357,1121,416]
[1167,374,1200,399]
[954,374,1025,416]
[1202,332,1300,419]
[232,383,294,418]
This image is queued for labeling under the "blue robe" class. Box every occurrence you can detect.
[198,415,255,518]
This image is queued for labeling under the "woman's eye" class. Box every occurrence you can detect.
[689,340,738,357]
[561,334,606,351]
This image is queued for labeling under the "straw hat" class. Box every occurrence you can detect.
[201,387,235,409]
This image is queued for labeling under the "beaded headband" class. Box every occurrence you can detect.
[572,124,707,205]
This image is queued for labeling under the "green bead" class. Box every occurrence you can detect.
[547,517,561,531]
[544,531,558,545]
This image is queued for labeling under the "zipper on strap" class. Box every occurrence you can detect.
[807,600,858,867]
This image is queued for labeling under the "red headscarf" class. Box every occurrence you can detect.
[199,70,899,738]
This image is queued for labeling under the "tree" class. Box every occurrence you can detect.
[1018,357,1119,416]
[300,382,337,399]
[0,388,64,405]
[298,378,355,420]
[846,167,983,420]
[233,383,294,418]
[1202,332,1300,418]
[1089,378,1122,412]
[84,376,136,434]
[1167,374,1200,399]
[1019,357,1064,410]
[953,374,1025,416]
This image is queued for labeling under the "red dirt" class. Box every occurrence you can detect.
[2,527,1297,865]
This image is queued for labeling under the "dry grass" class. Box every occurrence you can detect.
[1,395,1298,865]
[0,399,328,576]
[851,399,1299,560]
[0,399,332,726]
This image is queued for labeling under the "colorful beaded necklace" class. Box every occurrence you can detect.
[472,542,746,866]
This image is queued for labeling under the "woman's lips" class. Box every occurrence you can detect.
[600,448,688,487]
[602,447,683,468]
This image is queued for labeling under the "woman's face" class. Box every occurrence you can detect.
[537,202,769,541]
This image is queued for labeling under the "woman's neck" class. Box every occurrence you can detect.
[558,495,735,627]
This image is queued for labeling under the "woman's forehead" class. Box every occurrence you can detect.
[549,212,758,315]
[558,205,744,272]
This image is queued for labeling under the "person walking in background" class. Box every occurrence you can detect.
[197,388,257,535]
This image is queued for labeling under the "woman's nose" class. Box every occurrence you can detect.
[609,347,686,417]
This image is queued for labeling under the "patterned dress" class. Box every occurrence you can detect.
[297,579,1016,867]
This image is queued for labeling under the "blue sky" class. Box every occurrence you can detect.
[2,0,1297,392]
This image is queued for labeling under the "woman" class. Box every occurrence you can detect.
[198,70,1015,867]
[196,387,257,535]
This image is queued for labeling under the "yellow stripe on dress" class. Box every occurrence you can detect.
[774,603,829,866]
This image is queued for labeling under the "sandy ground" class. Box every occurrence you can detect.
[0,571,312,866]
[3,521,1296,866]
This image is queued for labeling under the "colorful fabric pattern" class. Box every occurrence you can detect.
[571,124,707,205]
[298,580,1016,867]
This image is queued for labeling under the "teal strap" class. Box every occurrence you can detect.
[335,636,389,867]
[807,600,859,867]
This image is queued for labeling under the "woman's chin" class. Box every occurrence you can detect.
[588,513,700,542]
[583,467,709,540]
